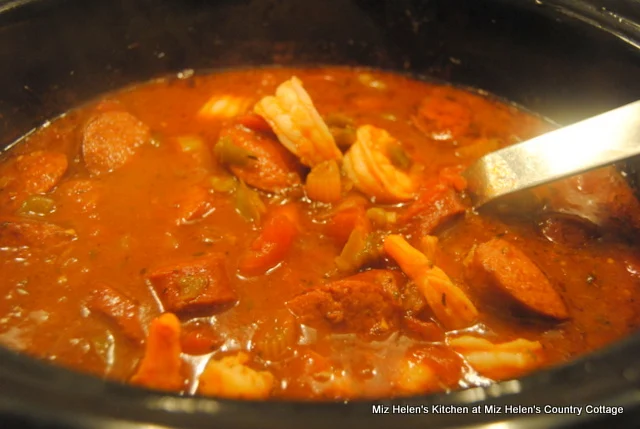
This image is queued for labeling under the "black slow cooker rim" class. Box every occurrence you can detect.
[500,0,640,49]
[1,323,639,429]
[0,0,639,428]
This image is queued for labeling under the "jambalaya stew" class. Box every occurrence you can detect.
[1,68,639,400]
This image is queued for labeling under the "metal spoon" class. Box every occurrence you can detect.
[463,100,640,208]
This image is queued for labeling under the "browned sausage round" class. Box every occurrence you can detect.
[469,238,569,320]
[0,151,67,208]
[82,111,150,175]
[217,124,301,192]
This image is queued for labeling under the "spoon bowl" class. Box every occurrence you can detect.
[463,100,640,208]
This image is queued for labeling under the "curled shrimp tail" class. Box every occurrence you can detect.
[343,125,415,203]
[384,234,478,330]
[449,336,543,380]
[254,76,342,167]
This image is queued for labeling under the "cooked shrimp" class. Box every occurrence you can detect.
[449,336,543,381]
[254,76,342,167]
[394,356,439,396]
[419,235,439,263]
[343,125,415,203]
[394,346,464,395]
[319,370,359,399]
[130,313,184,391]
[198,94,253,119]
[198,352,274,399]
[384,234,478,329]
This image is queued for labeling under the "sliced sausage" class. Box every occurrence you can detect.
[468,238,569,320]
[403,182,467,235]
[0,151,67,207]
[217,123,301,192]
[418,187,466,235]
[0,220,76,248]
[86,283,144,342]
[400,281,427,315]
[147,254,237,314]
[286,269,404,337]
[82,111,150,175]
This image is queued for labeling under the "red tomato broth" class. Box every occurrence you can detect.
[0,67,638,400]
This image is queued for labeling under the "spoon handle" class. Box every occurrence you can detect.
[464,100,640,207]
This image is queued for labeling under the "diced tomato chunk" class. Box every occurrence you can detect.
[170,185,213,225]
[180,321,223,355]
[238,204,300,276]
[235,113,273,134]
[325,199,370,246]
